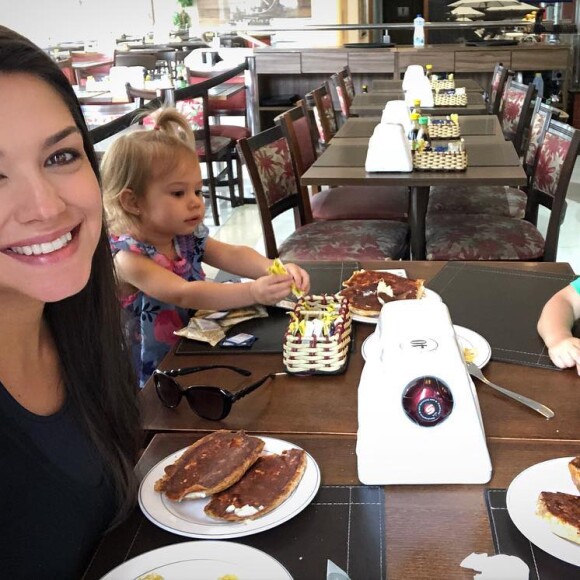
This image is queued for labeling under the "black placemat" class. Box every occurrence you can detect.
[427,263,576,369]
[83,485,386,580]
[485,489,579,579]
[175,262,360,355]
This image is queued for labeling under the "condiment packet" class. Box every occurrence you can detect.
[219,333,257,347]
[173,317,225,346]
[460,553,529,580]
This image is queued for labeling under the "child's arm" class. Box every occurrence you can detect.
[114,250,303,311]
[203,238,310,293]
[538,285,580,373]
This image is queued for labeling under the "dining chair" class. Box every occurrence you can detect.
[425,119,580,262]
[305,83,339,147]
[124,83,238,226]
[275,103,409,222]
[497,77,537,155]
[330,66,356,119]
[487,63,510,115]
[427,100,554,220]
[237,125,409,262]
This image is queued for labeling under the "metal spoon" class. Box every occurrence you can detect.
[466,362,555,420]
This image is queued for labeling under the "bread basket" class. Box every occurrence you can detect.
[283,294,352,374]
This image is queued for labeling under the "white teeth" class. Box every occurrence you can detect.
[9,232,73,256]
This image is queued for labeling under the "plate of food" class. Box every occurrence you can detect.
[101,540,292,579]
[361,325,491,368]
[338,269,441,324]
[506,456,580,566]
[139,430,321,539]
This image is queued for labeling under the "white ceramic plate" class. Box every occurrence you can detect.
[361,324,491,369]
[345,269,442,324]
[101,540,293,579]
[506,457,580,566]
[138,436,321,539]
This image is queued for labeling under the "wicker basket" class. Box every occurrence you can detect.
[283,294,352,374]
[414,150,468,172]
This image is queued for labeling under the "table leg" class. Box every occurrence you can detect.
[410,186,429,260]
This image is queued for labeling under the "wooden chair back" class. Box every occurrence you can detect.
[497,77,537,155]
[525,119,580,260]
[330,68,354,118]
[488,63,509,115]
[237,126,310,258]
[305,82,338,146]
[113,51,157,70]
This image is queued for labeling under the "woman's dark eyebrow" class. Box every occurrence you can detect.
[43,126,81,149]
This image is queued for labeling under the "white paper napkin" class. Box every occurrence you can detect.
[460,552,529,580]
[381,100,412,135]
[365,123,413,173]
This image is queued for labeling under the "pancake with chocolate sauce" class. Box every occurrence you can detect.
[204,448,307,521]
[154,430,265,502]
[339,270,425,317]
[569,457,580,492]
[537,491,580,544]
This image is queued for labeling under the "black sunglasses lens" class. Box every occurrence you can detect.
[155,374,181,408]
[186,387,228,420]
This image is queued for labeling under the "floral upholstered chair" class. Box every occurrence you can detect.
[275,103,409,222]
[427,100,552,221]
[330,67,355,119]
[487,63,509,115]
[498,78,537,155]
[305,83,338,147]
[237,125,410,261]
[425,119,580,262]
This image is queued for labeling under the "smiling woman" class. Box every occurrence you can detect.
[0,26,141,579]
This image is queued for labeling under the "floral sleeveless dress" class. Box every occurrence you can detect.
[110,225,208,387]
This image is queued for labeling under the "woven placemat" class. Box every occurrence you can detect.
[485,489,579,579]
[413,150,467,171]
[82,485,386,580]
[434,93,468,107]
[427,263,576,369]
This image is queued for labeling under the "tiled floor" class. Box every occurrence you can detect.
[205,156,580,276]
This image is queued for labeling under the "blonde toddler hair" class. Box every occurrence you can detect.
[101,107,199,235]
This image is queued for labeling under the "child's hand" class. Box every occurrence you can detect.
[250,274,297,305]
[283,263,311,296]
[548,336,580,374]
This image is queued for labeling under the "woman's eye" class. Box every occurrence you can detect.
[46,149,81,167]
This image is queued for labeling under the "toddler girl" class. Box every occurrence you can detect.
[101,109,309,386]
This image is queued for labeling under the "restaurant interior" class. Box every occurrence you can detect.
[6,1,580,578]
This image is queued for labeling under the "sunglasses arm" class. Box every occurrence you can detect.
[231,372,286,402]
[162,365,252,378]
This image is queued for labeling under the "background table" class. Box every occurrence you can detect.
[301,137,526,259]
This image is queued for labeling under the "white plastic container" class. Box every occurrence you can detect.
[413,15,425,48]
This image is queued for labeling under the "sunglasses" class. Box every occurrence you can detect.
[153,364,285,421]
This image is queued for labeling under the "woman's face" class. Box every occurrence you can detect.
[0,73,102,304]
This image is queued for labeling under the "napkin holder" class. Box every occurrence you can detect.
[365,123,413,173]
[109,65,146,99]
[381,100,412,135]
[356,300,492,484]
[404,76,434,107]
[402,64,425,91]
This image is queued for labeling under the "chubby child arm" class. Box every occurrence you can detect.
[537,284,580,373]
[114,250,304,311]
[203,238,310,294]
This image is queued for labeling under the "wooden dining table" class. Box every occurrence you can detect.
[350,91,488,117]
[371,78,484,93]
[84,260,580,579]
[334,115,502,139]
[301,131,526,260]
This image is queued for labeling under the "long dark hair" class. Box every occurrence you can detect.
[0,26,141,525]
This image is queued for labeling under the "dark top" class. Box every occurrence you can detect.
[0,381,116,579]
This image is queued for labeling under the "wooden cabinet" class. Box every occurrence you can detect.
[455,50,512,72]
[252,44,572,131]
